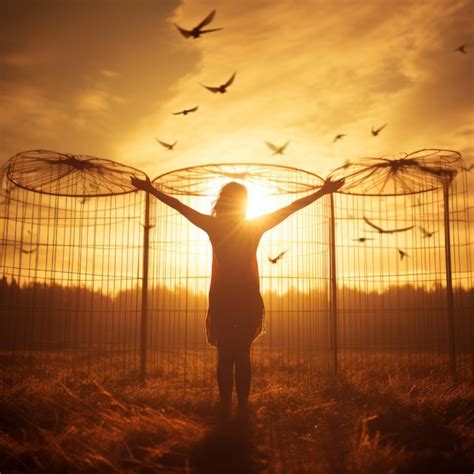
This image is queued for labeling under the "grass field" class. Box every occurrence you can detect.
[1,361,473,474]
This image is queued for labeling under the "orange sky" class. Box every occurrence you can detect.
[0,0,473,182]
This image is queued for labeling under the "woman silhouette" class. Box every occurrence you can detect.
[131,175,343,419]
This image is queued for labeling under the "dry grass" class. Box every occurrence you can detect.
[1,369,473,473]
[0,379,207,472]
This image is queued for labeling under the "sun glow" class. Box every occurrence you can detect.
[245,182,279,219]
[197,178,281,219]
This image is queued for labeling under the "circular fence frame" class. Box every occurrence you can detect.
[1,151,149,390]
[329,149,464,196]
[149,163,329,387]
[4,149,146,197]
[327,149,472,379]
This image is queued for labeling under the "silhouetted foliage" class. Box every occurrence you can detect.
[1,277,472,353]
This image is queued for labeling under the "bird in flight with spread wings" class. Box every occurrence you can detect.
[265,141,289,155]
[20,246,38,255]
[173,106,199,116]
[371,123,387,136]
[452,43,472,54]
[156,139,177,150]
[398,249,409,261]
[363,216,414,234]
[174,10,222,39]
[353,237,375,243]
[201,73,236,94]
[333,134,346,143]
[268,250,287,264]
[419,226,436,238]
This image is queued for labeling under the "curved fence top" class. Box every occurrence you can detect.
[2,149,466,199]
[328,149,464,196]
[153,162,325,197]
[3,150,147,197]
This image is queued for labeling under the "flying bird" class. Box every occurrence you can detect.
[371,123,387,136]
[398,249,409,261]
[265,141,289,155]
[333,134,346,143]
[174,10,222,39]
[21,246,38,255]
[156,139,177,150]
[268,250,287,264]
[353,237,374,243]
[452,43,471,54]
[363,216,414,234]
[419,226,435,238]
[172,106,199,116]
[201,72,236,94]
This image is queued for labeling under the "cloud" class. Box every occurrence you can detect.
[0,0,203,162]
[75,87,126,113]
[76,89,110,113]
[1,0,472,181]
[0,84,69,158]
[99,69,120,78]
[117,0,472,178]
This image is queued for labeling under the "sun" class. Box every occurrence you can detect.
[245,181,278,218]
[202,178,279,219]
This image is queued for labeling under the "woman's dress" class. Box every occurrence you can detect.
[204,220,265,346]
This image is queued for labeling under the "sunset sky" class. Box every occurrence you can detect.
[1,0,473,181]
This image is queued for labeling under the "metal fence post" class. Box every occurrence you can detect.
[329,193,338,378]
[442,178,456,379]
[140,191,151,383]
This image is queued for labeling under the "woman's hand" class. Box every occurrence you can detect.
[131,176,154,192]
[320,177,345,194]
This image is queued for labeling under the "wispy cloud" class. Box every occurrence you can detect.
[117,0,472,177]
[99,69,120,78]
[75,86,126,113]
[0,0,198,161]
[0,84,68,156]
[0,0,472,179]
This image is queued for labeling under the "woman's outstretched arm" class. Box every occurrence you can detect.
[131,177,213,231]
[251,178,344,232]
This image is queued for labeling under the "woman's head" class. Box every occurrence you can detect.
[212,182,248,219]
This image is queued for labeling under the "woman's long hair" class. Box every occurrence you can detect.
[211,182,248,219]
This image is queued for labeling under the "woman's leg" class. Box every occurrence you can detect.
[234,338,252,409]
[216,340,234,410]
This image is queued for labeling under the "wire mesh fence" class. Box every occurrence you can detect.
[328,150,473,381]
[0,149,472,395]
[149,164,330,388]
[0,151,147,391]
